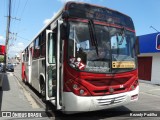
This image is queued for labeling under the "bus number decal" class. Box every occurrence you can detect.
[69,57,85,70]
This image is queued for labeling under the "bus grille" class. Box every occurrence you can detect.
[85,77,130,86]
[96,95,126,106]
[84,76,132,95]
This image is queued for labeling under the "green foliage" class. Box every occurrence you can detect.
[0,55,4,62]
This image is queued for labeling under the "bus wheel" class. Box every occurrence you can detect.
[40,79,46,101]
[24,78,27,84]
[23,72,27,84]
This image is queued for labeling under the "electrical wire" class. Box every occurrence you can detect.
[9,0,29,50]
[20,0,28,18]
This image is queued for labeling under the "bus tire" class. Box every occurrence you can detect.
[23,72,27,84]
[40,76,46,102]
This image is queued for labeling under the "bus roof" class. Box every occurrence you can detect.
[65,1,131,18]
[65,2,134,29]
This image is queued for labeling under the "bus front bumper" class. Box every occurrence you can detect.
[62,86,139,113]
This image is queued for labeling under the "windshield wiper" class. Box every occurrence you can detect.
[88,19,99,56]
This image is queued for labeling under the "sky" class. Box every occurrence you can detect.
[0,0,160,57]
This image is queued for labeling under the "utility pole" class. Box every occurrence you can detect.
[4,0,11,72]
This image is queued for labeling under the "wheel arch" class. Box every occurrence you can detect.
[39,73,45,93]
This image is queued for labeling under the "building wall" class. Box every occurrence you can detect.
[138,53,160,84]
[151,53,160,84]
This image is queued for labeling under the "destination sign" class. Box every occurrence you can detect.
[112,61,135,68]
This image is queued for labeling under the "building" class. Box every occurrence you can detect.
[15,53,21,62]
[138,32,160,85]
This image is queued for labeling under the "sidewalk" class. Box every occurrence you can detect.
[139,80,160,97]
[0,72,52,120]
[0,72,44,111]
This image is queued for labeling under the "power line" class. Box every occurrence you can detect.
[3,0,29,62]
[17,35,30,41]
[1,0,7,35]
[15,0,21,18]
[12,0,16,16]
[20,0,28,18]
[11,0,28,39]
[5,0,21,52]
[10,0,17,33]
[10,0,21,34]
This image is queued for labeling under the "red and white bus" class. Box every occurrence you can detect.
[21,2,139,113]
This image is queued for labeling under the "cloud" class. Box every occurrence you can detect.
[44,0,91,25]
[0,35,5,44]
[43,12,57,25]
[0,35,5,41]
[8,42,25,57]
[17,42,24,46]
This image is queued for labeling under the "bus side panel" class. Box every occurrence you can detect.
[24,62,29,82]
[21,62,25,80]
[31,59,40,91]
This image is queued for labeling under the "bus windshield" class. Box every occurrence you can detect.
[68,21,136,73]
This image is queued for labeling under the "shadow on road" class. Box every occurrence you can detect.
[0,89,3,111]
[46,104,132,120]
[0,74,10,111]
[2,74,10,91]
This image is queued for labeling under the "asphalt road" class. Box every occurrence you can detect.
[1,64,160,120]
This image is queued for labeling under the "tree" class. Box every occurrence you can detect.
[0,55,4,63]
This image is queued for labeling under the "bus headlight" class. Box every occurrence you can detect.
[73,84,78,89]
[64,79,91,96]
[129,80,139,91]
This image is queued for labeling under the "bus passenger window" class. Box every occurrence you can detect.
[40,32,46,57]
[33,37,40,59]
[48,33,56,64]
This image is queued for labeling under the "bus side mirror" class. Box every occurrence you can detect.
[60,22,67,40]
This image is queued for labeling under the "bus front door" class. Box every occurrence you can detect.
[46,22,63,110]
